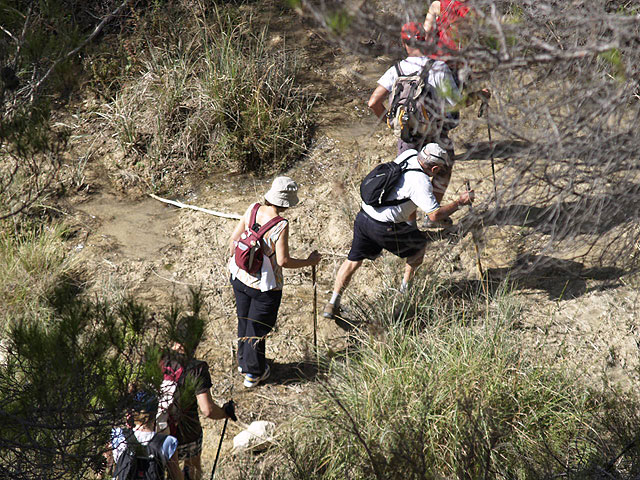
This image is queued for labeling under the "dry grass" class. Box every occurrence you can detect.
[0,224,77,324]
[95,4,315,191]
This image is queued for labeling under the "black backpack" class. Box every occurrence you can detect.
[360,154,425,207]
[112,430,167,480]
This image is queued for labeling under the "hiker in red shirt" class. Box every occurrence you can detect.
[425,0,471,55]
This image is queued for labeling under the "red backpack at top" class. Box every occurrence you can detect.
[234,203,284,274]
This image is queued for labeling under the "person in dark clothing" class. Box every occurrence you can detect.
[158,337,236,479]
[108,390,184,480]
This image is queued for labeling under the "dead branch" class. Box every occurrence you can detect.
[149,194,242,220]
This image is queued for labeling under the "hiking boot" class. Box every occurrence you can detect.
[422,217,454,229]
[243,364,271,388]
[322,302,340,320]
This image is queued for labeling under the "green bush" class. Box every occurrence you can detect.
[99,5,315,189]
[0,293,154,479]
[0,277,208,479]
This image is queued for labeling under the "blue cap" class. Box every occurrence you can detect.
[132,390,158,413]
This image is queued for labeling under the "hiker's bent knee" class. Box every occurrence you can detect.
[406,250,425,267]
[343,259,362,273]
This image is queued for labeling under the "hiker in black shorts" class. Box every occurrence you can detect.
[323,143,473,320]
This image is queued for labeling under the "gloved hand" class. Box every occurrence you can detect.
[223,400,237,421]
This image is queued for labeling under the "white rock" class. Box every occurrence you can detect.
[232,420,276,452]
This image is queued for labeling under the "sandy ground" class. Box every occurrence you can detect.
[57,1,640,476]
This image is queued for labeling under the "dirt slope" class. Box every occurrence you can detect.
[58,1,640,475]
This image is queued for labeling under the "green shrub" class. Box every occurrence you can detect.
[0,293,159,479]
[0,279,207,479]
[99,5,315,189]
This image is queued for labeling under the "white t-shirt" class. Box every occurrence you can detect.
[377,56,461,110]
[111,427,178,465]
[361,149,440,223]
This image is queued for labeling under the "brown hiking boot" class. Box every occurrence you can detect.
[322,302,339,320]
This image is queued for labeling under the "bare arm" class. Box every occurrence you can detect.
[427,189,474,222]
[166,451,184,480]
[228,215,247,257]
[275,224,321,269]
[367,85,390,119]
[196,390,227,420]
[424,1,441,32]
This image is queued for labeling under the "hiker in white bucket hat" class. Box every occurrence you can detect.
[228,176,321,388]
[264,176,299,208]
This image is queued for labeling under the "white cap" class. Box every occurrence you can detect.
[418,143,451,168]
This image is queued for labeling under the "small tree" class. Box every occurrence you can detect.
[0,0,134,219]
[0,286,207,480]
[0,293,156,479]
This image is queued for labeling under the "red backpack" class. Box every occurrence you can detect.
[234,203,284,274]
[156,359,184,436]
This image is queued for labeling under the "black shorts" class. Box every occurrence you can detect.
[347,210,428,262]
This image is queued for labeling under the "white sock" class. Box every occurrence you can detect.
[400,281,409,293]
[330,292,341,305]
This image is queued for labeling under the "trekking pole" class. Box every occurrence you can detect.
[210,417,228,480]
[487,116,498,208]
[312,265,318,350]
[210,343,236,480]
[478,99,498,207]
[465,180,484,281]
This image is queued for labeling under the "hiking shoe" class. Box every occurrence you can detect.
[243,365,271,388]
[422,217,454,229]
[322,302,340,320]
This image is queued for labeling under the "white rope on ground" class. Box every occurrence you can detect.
[149,194,242,220]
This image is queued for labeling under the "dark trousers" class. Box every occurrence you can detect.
[231,277,283,376]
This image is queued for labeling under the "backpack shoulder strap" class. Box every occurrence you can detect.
[256,215,286,239]
[394,62,403,77]
[418,60,433,80]
[399,153,418,166]
[121,428,135,449]
[147,433,166,457]
[400,154,427,175]
[248,203,261,230]
[113,429,135,480]
[120,429,143,460]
